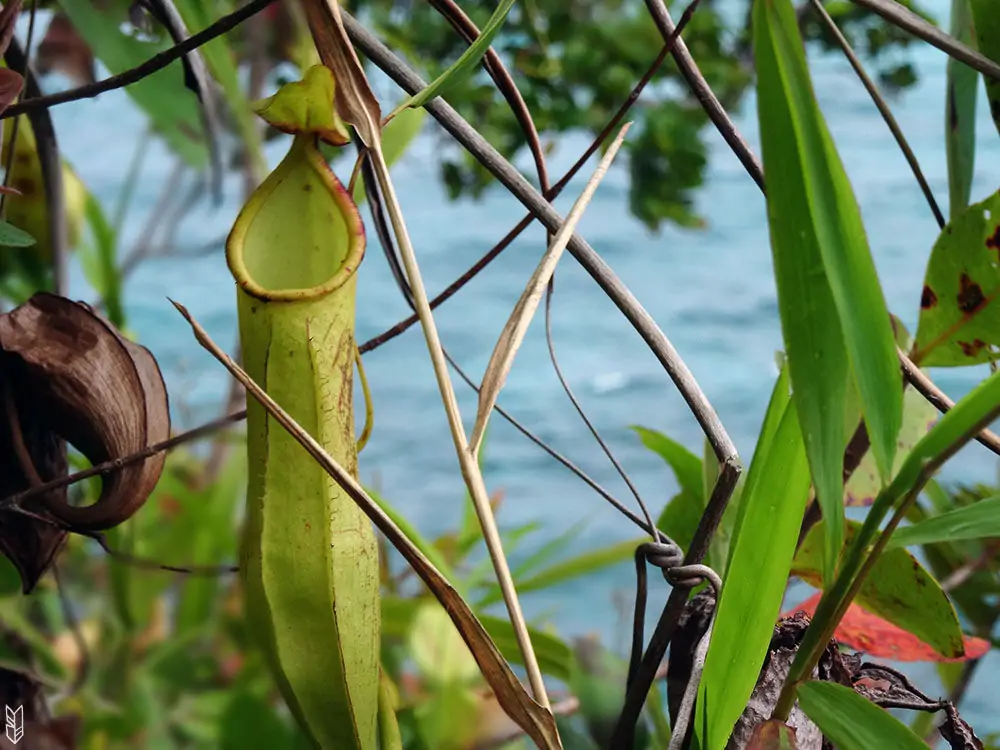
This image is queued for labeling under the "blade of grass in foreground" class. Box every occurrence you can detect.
[753,0,902,584]
[798,682,927,750]
[393,0,516,114]
[695,370,811,750]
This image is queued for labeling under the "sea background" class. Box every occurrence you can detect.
[31,0,1000,734]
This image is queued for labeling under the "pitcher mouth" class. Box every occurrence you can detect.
[226,136,366,303]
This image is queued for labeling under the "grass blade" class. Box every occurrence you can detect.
[969,0,1000,139]
[888,495,1000,548]
[798,681,927,750]
[754,0,902,581]
[398,0,516,112]
[696,375,811,750]
[945,0,979,219]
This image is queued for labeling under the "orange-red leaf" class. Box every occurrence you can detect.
[784,594,990,663]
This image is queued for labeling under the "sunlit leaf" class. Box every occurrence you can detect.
[793,521,966,658]
[633,426,702,498]
[798,681,927,750]
[912,191,1000,366]
[754,0,902,585]
[889,495,1000,548]
[697,372,811,750]
[785,593,989,662]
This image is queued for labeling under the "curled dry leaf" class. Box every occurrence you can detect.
[747,720,797,750]
[784,594,990,663]
[0,293,170,540]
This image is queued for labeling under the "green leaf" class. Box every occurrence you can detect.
[888,495,1000,548]
[221,690,294,750]
[794,521,966,658]
[969,0,1000,140]
[398,0,516,111]
[632,426,703,498]
[726,364,792,573]
[171,0,266,178]
[0,220,34,248]
[845,384,939,506]
[656,490,701,557]
[754,0,902,584]
[368,488,462,594]
[945,0,979,218]
[380,596,572,681]
[475,539,638,607]
[352,107,426,204]
[58,0,207,166]
[696,378,811,750]
[912,191,1000,366]
[79,189,125,328]
[798,681,927,750]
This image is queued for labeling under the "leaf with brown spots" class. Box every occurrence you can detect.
[914,191,1000,366]
[793,520,967,658]
[0,293,170,551]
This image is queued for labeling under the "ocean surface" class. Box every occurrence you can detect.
[41,0,1000,733]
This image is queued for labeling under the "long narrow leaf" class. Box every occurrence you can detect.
[754,0,902,582]
[399,0,516,111]
[945,0,979,219]
[888,495,1000,548]
[798,681,927,750]
[696,379,811,750]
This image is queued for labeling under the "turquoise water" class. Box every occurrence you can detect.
[51,3,1000,733]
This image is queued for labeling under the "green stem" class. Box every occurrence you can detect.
[377,669,403,750]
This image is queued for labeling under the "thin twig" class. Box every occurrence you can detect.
[850,0,1000,81]
[0,411,245,511]
[343,11,736,465]
[0,0,277,120]
[428,0,550,195]
[544,284,657,539]
[359,25,679,355]
[644,0,764,190]
[810,0,945,229]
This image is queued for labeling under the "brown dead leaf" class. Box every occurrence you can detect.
[36,14,97,87]
[0,294,170,534]
[0,353,69,592]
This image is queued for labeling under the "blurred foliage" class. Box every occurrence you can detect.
[345,0,934,230]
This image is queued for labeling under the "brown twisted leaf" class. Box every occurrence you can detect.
[0,294,170,545]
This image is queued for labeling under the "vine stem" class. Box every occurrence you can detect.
[365,141,549,709]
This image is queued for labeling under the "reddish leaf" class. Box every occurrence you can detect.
[0,0,21,57]
[35,13,96,87]
[748,720,798,749]
[784,594,990,663]
[0,69,23,114]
